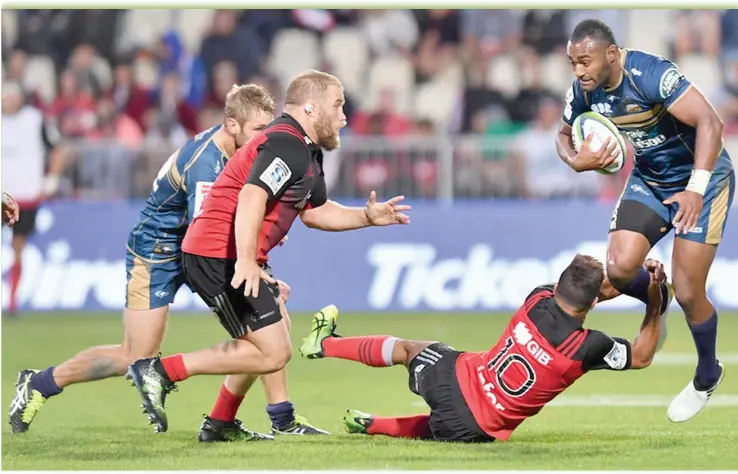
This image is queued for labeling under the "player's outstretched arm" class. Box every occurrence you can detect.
[299,191,411,232]
[628,263,667,369]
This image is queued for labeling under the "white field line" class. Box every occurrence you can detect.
[652,353,738,365]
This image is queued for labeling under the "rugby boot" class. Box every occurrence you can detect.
[126,357,177,433]
[343,409,374,434]
[667,361,725,423]
[198,416,274,442]
[271,414,331,436]
[299,305,339,359]
[9,369,46,433]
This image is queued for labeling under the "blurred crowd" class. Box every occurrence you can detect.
[2,9,738,200]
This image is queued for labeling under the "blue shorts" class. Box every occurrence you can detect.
[125,248,186,311]
[610,158,735,246]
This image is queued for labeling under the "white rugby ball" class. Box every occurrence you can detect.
[571,111,627,175]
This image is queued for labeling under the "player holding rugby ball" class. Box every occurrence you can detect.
[555,19,734,423]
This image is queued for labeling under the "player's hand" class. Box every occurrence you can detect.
[364,191,411,226]
[573,134,619,172]
[231,259,276,298]
[2,191,20,227]
[663,191,703,235]
[643,258,667,285]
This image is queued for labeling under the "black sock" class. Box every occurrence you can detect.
[29,367,63,399]
[267,401,295,429]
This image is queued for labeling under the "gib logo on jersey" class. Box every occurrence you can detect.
[590,103,612,116]
[513,322,552,366]
[260,157,292,194]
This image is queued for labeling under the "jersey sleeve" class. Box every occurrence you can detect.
[581,330,632,372]
[305,174,328,210]
[183,152,222,223]
[562,81,589,127]
[246,132,310,201]
[525,284,555,302]
[637,55,692,110]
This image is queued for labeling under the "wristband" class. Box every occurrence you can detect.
[686,169,711,196]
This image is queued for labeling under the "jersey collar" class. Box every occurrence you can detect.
[279,112,325,174]
[546,297,585,329]
[280,112,317,148]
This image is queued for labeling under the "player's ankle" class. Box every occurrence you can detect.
[267,401,295,429]
[30,367,63,399]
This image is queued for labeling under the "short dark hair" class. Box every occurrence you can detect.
[570,19,617,47]
[556,254,605,311]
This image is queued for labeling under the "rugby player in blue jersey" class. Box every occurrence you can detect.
[10,84,329,440]
[556,20,734,423]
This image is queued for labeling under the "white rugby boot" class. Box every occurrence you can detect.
[667,361,725,423]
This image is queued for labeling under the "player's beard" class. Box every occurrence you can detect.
[315,114,340,151]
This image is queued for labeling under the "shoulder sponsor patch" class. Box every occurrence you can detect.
[659,67,682,99]
[260,157,292,195]
[604,341,628,370]
[193,181,213,219]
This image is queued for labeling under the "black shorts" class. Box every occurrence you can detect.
[408,343,494,443]
[182,253,282,338]
[12,207,38,237]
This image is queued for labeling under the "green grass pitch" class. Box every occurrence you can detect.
[2,310,737,470]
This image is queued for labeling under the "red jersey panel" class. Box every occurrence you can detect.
[182,114,327,263]
[455,290,589,441]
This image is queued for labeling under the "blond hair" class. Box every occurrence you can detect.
[224,84,275,124]
[285,70,343,106]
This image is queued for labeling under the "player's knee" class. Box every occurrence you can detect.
[605,251,642,289]
[266,346,292,373]
[673,281,705,313]
[261,338,292,373]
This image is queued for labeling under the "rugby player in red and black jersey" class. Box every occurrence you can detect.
[126,70,411,435]
[299,255,669,442]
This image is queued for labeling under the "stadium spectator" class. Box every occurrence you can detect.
[199,10,264,83]
[47,69,97,138]
[155,30,207,109]
[672,10,721,57]
[2,9,736,201]
[511,95,599,199]
[106,58,151,132]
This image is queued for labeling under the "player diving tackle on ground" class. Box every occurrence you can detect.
[299,255,667,443]
[554,19,733,423]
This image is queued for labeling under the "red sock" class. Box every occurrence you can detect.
[209,384,245,422]
[368,415,431,439]
[9,261,21,312]
[160,354,189,382]
[322,336,395,367]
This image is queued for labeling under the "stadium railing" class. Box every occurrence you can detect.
[60,133,738,202]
